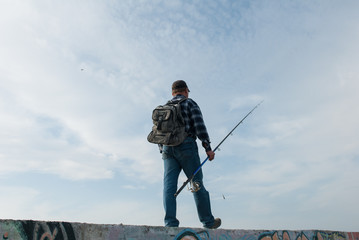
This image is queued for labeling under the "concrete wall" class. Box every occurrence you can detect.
[1,219,358,240]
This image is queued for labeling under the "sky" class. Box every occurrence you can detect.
[0,0,359,232]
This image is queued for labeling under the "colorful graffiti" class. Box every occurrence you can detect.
[0,220,75,240]
[174,229,358,240]
[174,229,209,240]
[0,220,358,240]
[258,231,348,240]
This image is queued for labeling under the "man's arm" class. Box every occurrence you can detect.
[189,100,215,160]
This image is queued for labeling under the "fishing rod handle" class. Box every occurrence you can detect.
[174,178,191,197]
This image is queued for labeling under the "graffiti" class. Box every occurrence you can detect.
[174,228,209,240]
[317,231,347,240]
[259,231,348,240]
[174,230,355,240]
[0,220,358,240]
[0,220,75,240]
[348,233,359,240]
[174,228,251,240]
[3,232,8,240]
[30,221,75,240]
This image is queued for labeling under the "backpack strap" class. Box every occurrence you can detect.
[167,97,187,105]
[169,98,186,124]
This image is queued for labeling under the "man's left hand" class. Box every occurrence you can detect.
[207,150,215,161]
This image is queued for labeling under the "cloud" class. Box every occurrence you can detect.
[0,0,166,181]
[0,0,359,230]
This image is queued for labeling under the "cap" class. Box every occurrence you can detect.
[172,80,190,92]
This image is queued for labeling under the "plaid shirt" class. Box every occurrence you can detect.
[171,94,211,147]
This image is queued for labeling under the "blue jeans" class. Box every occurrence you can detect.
[162,137,215,228]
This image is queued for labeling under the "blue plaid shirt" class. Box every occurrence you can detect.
[171,94,211,149]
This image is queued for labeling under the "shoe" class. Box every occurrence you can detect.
[208,218,221,229]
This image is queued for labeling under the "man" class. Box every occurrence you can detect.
[161,80,221,229]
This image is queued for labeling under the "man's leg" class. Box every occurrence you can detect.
[163,146,181,227]
[192,173,215,228]
[176,138,215,228]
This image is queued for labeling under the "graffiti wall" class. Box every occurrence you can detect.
[0,219,358,240]
[173,229,359,240]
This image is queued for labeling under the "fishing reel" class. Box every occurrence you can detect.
[188,181,201,193]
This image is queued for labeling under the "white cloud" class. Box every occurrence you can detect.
[0,0,359,231]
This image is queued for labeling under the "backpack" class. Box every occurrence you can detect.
[147,98,187,146]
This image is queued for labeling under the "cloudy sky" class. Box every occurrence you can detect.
[1,0,358,231]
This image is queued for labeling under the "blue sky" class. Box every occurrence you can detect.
[1,0,358,231]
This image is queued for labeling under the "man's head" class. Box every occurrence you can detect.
[172,80,190,97]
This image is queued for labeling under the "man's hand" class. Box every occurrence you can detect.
[207,150,215,161]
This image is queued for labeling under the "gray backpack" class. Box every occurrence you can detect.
[147,98,187,146]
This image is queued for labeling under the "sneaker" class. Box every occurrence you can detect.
[208,218,221,229]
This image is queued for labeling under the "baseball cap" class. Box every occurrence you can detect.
[172,80,190,92]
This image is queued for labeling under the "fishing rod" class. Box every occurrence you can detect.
[174,100,264,197]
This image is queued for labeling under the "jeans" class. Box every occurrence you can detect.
[162,137,215,228]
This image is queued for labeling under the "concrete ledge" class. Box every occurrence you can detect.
[1,219,358,240]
